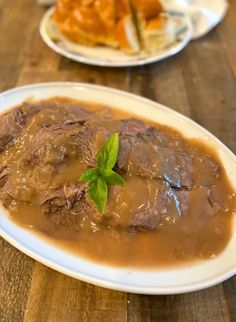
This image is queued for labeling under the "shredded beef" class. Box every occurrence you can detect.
[0,109,26,152]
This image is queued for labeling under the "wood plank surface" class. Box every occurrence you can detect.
[0,0,235,321]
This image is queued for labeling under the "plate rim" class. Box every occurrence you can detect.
[0,82,235,295]
[39,7,193,68]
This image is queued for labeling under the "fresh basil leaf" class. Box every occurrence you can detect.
[79,168,98,182]
[97,148,108,169]
[103,169,125,185]
[88,176,108,214]
[79,132,125,214]
[97,132,119,169]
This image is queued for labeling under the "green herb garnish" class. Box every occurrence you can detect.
[80,132,125,213]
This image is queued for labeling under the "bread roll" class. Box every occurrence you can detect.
[130,0,175,51]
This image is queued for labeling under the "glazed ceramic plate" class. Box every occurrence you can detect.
[40,7,192,67]
[164,0,228,39]
[0,83,235,294]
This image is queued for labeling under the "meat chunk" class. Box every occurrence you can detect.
[161,186,223,225]
[0,166,13,207]
[193,154,221,185]
[2,163,56,203]
[120,118,149,136]
[40,183,101,229]
[64,105,94,122]
[0,108,26,152]
[117,134,193,188]
[141,127,221,185]
[40,184,83,216]
[77,118,120,166]
[188,186,222,218]
[23,99,94,124]
[140,126,187,152]
[104,177,160,230]
[24,122,82,165]
[76,118,151,167]
[131,187,192,230]
[0,166,10,187]
[104,177,190,231]
[118,127,220,188]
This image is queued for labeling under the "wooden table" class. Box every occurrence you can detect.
[0,0,236,321]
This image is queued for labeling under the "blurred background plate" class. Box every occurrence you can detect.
[164,0,229,39]
[40,7,192,67]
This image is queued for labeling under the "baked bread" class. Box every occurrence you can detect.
[131,0,175,51]
[116,1,141,54]
[53,0,117,47]
[53,0,174,54]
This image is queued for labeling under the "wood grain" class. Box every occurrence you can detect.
[127,285,229,322]
[217,0,236,81]
[23,264,127,322]
[0,0,235,321]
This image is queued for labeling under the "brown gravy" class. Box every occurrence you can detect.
[0,97,235,268]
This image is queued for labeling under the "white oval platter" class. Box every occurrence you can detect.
[0,82,235,294]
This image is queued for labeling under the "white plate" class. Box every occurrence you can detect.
[165,0,228,39]
[39,7,192,67]
[0,83,235,294]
